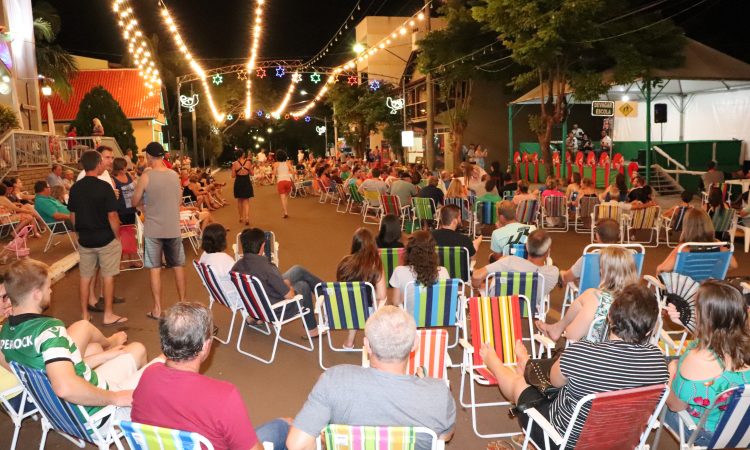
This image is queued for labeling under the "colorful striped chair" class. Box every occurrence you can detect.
[435,246,471,282]
[314,281,377,370]
[116,420,215,450]
[363,329,451,386]
[574,195,599,233]
[515,199,539,226]
[484,271,547,320]
[458,296,553,438]
[662,205,691,247]
[443,197,473,232]
[380,194,410,230]
[229,271,314,364]
[361,189,382,224]
[624,205,661,247]
[317,424,444,450]
[347,183,366,214]
[403,278,464,348]
[411,197,437,231]
[335,183,350,213]
[590,203,624,243]
[380,247,406,287]
[540,195,568,231]
[473,200,497,241]
[193,260,243,345]
[711,207,737,242]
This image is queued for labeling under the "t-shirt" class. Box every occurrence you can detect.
[0,314,107,414]
[702,170,724,188]
[431,229,476,257]
[418,185,444,207]
[293,365,455,450]
[569,256,584,280]
[46,173,64,188]
[200,252,241,308]
[34,194,70,224]
[68,176,119,248]
[389,180,418,208]
[490,223,537,254]
[627,187,643,203]
[390,266,450,314]
[132,363,258,450]
[484,256,559,314]
[550,340,668,447]
[359,178,388,194]
[76,169,115,190]
[231,253,289,302]
[143,169,182,239]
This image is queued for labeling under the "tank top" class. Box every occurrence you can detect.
[276,162,293,182]
[143,169,181,238]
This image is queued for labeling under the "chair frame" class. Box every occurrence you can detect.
[379,194,411,231]
[662,206,691,248]
[403,278,466,349]
[473,200,497,241]
[485,272,548,320]
[361,189,381,224]
[334,183,350,213]
[540,195,569,232]
[42,220,77,253]
[574,195,600,234]
[316,424,445,450]
[515,198,540,227]
[193,260,244,346]
[0,383,38,450]
[412,197,438,230]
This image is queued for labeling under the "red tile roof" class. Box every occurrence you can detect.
[41,69,161,122]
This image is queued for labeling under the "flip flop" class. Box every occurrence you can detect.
[87,302,104,313]
[145,312,161,321]
[102,317,128,327]
[99,296,126,304]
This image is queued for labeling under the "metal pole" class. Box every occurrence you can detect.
[177,79,183,157]
[507,104,514,168]
[191,84,197,162]
[324,116,328,155]
[561,121,568,182]
[333,105,339,157]
[645,80,652,184]
[423,0,434,170]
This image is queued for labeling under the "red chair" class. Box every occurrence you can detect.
[552,151,561,178]
[586,151,597,185]
[575,152,585,180]
[530,153,540,183]
[599,152,611,187]
[522,152,530,182]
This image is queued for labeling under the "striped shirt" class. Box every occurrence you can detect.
[550,340,668,447]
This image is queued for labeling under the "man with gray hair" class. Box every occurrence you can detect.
[286,306,455,450]
[132,302,290,450]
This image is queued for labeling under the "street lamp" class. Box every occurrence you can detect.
[266,127,273,151]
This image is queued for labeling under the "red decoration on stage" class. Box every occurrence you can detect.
[531,152,540,183]
[575,152,585,180]
[599,152,611,187]
[612,153,624,174]
[552,151,561,179]
[565,151,573,183]
[586,151,597,185]
[522,152,530,182]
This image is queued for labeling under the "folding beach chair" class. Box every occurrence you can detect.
[411,197,437,230]
[317,424,444,450]
[193,260,243,345]
[515,199,539,226]
[179,210,202,254]
[1,381,38,450]
[380,194,410,230]
[335,183,350,213]
[233,231,279,266]
[314,281,377,370]
[116,420,215,450]
[318,181,337,204]
[662,206,691,247]
[485,272,548,320]
[347,183,366,214]
[647,242,733,284]
[363,329,451,386]
[458,296,554,438]
[590,203,624,243]
[0,224,32,262]
[230,271,314,364]
[653,384,750,450]
[9,361,123,450]
[711,207,736,242]
[435,246,471,283]
[624,205,661,247]
[443,197,473,234]
[181,195,196,208]
[42,219,77,253]
[361,189,381,224]
[0,213,20,239]
[521,384,668,450]
[574,195,599,233]
[119,222,144,271]
[473,200,497,241]
[380,247,406,287]
[540,195,568,232]
[403,278,465,348]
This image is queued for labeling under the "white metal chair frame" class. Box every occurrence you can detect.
[0,383,38,450]
[623,205,662,247]
[42,219,77,253]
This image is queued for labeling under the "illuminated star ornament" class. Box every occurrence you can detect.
[275,65,285,78]
[237,70,248,81]
[369,80,380,91]
[348,76,359,86]
[257,110,264,117]
[212,74,223,85]
[310,72,322,84]
[291,72,303,84]
[256,67,267,78]
[210,125,220,135]
[304,116,311,123]
[226,114,234,121]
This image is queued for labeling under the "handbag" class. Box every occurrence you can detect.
[509,350,562,418]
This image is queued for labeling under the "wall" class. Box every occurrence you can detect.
[461,79,513,169]
[7,165,51,188]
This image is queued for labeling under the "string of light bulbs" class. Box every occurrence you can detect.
[302,1,362,68]
[244,0,267,117]
[158,1,225,122]
[111,0,162,94]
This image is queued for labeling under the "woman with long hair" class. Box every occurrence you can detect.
[273,149,295,219]
[445,178,468,199]
[231,149,254,225]
[389,231,449,311]
[537,246,639,342]
[656,208,737,274]
[665,281,750,446]
[376,214,404,248]
[336,228,387,348]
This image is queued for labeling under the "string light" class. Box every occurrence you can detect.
[271,75,298,117]
[275,65,285,78]
[212,74,223,85]
[244,0,267,117]
[112,0,162,94]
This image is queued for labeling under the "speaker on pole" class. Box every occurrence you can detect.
[654,103,668,123]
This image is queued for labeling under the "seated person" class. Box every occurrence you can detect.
[232,228,320,336]
[512,180,537,205]
[431,204,481,259]
[599,173,629,203]
[489,201,536,259]
[376,214,404,249]
[286,306,455,450]
[198,224,242,309]
[390,231,450,310]
[537,246,638,343]
[33,180,73,232]
[627,175,645,203]
[0,259,151,419]
[629,185,657,210]
[664,281,750,447]
[388,172,418,208]
[480,284,668,448]
[445,178,468,200]
[560,218,620,285]
[358,168,388,194]
[0,183,42,237]
[473,230,559,316]
[700,160,724,191]
[500,173,518,199]
[663,190,693,219]
[575,177,598,204]
[132,303,289,450]
[656,209,737,274]
[418,176,445,207]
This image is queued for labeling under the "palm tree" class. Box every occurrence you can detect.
[33,1,77,100]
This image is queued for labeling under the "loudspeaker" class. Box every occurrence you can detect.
[654,103,668,123]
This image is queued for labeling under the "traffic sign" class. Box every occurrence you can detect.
[591,101,615,117]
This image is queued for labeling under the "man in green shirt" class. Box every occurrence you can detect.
[0,259,148,416]
[33,181,73,232]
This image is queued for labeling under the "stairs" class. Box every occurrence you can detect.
[638,164,684,197]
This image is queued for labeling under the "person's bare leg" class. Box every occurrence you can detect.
[123,342,147,368]
[236,198,244,222]
[480,341,532,403]
[243,199,250,224]
[536,296,584,341]
[173,266,186,302]
[280,194,289,216]
[149,268,162,317]
[102,275,126,324]
[68,320,127,354]
[79,276,93,321]
[344,330,356,348]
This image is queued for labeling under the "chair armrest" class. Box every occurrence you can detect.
[659,329,678,350]
[533,333,556,349]
[643,275,665,291]
[270,294,304,310]
[459,338,474,353]
[524,408,564,445]
[677,410,697,431]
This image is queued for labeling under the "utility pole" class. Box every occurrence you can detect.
[424,0,435,170]
[333,104,339,156]
[191,83,197,162]
[177,79,183,157]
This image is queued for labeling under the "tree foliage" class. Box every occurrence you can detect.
[72,86,136,152]
[33,1,78,100]
[472,0,686,170]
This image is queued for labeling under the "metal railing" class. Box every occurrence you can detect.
[652,145,686,171]
[55,136,123,170]
[0,130,52,181]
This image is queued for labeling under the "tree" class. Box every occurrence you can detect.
[72,86,136,152]
[472,0,685,174]
[33,1,77,100]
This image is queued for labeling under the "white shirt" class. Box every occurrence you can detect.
[389,265,450,315]
[199,251,241,308]
[257,152,267,163]
[76,169,115,190]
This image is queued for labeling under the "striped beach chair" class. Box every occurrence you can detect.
[229,271,314,364]
[574,195,599,233]
[711,207,736,241]
[232,231,279,266]
[404,278,464,348]
[362,189,382,224]
[625,205,661,247]
[435,246,471,282]
[540,195,568,231]
[314,281,377,370]
[662,205,691,247]
[347,183,366,214]
[363,329,451,386]
[458,296,553,438]
[380,247,406,287]
[335,183,350,213]
[317,424,444,450]
[590,203,624,243]
[9,361,122,449]
[411,197,437,230]
[380,194,410,230]
[1,381,37,450]
[117,421,215,450]
[485,271,547,319]
[473,200,497,241]
[193,260,242,345]
[443,197,473,231]
[515,198,539,226]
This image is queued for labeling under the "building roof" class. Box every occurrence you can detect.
[41,69,161,121]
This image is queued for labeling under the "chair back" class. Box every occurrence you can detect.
[573,384,666,449]
[443,197,471,222]
[543,195,566,218]
[670,206,690,232]
[406,278,463,327]
[629,206,660,229]
[504,226,532,258]
[435,246,471,282]
[674,242,733,282]
[593,203,622,222]
[515,199,539,225]
[362,189,380,206]
[233,231,277,265]
[380,248,406,287]
[707,384,750,449]
[9,362,91,442]
[412,197,436,221]
[408,329,449,383]
[474,201,497,226]
[349,184,365,203]
[193,260,235,310]
[380,194,404,216]
[6,225,32,254]
[486,272,542,317]
[467,296,527,366]
[335,183,349,202]
[315,282,376,330]
[711,207,736,233]
[229,271,279,323]
[318,424,438,450]
[117,420,215,450]
[578,196,600,219]
[578,244,646,292]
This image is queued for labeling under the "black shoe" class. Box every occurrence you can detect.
[99,296,125,304]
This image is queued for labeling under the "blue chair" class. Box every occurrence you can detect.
[9,361,122,450]
[672,241,733,282]
[0,381,38,450]
[403,278,465,349]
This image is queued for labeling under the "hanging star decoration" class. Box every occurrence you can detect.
[256,67,267,78]
[265,113,271,119]
[291,72,303,84]
[237,70,248,81]
[310,72,322,84]
[275,65,285,78]
[212,74,223,85]
[239,113,246,120]
[347,76,359,86]
[369,80,381,91]
[257,110,264,117]
[210,125,220,135]
[226,114,234,121]
[304,116,311,123]
[284,113,290,120]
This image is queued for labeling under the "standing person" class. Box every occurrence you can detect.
[474,145,488,169]
[65,125,77,150]
[113,157,139,269]
[68,150,125,326]
[231,150,253,226]
[132,142,186,320]
[600,130,613,158]
[92,118,104,146]
[273,150,295,219]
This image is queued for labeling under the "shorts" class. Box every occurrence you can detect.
[79,239,122,278]
[144,237,185,269]
[277,180,292,195]
[516,386,557,449]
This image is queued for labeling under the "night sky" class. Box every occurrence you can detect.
[41,0,750,68]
